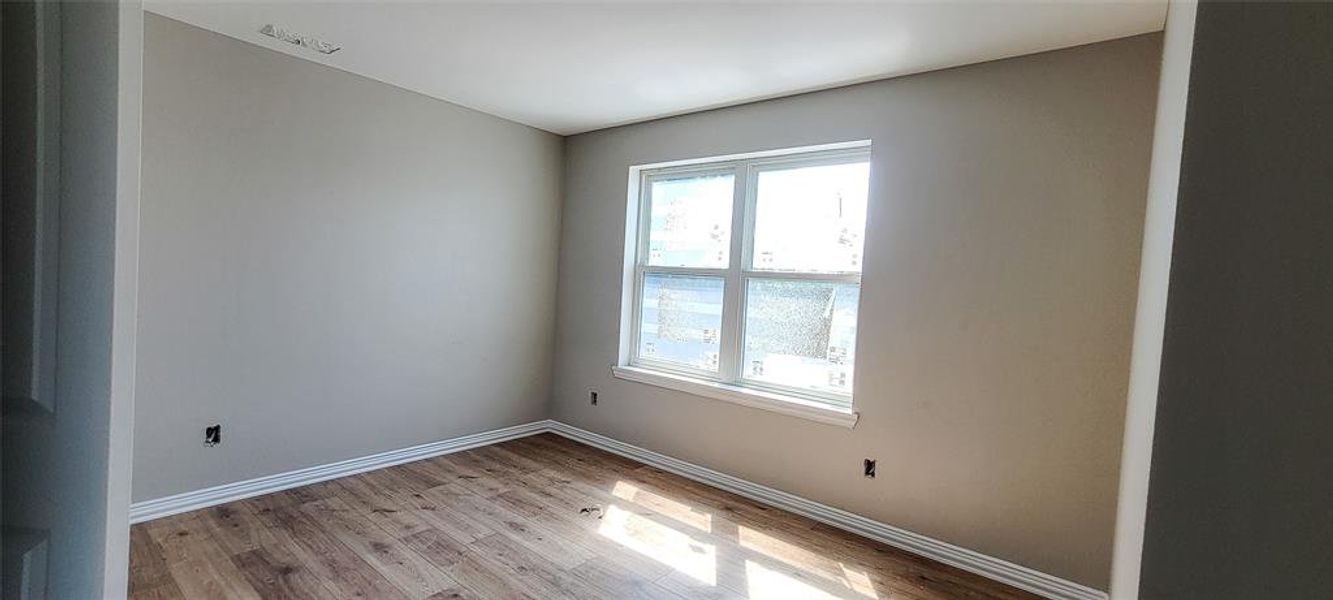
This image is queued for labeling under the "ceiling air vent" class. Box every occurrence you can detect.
[258,24,341,55]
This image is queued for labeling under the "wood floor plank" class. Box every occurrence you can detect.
[335,471,437,539]
[570,559,687,600]
[409,483,498,544]
[300,497,462,599]
[435,452,518,497]
[653,570,750,600]
[423,588,484,600]
[473,441,549,474]
[506,435,639,487]
[401,528,535,600]
[198,502,280,556]
[126,580,189,600]
[165,557,262,600]
[131,435,1041,600]
[382,460,453,492]
[487,481,676,581]
[466,533,604,600]
[231,546,335,600]
[442,491,597,570]
[421,453,513,497]
[448,448,520,479]
[245,500,413,600]
[143,514,261,600]
[129,523,182,598]
[477,526,682,600]
[508,465,789,589]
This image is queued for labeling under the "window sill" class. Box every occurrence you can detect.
[610,365,859,429]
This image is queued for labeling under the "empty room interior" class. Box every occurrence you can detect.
[4,1,1332,599]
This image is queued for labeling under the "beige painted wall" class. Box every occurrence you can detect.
[133,15,563,501]
[551,34,1161,589]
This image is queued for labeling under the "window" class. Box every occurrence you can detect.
[618,143,870,425]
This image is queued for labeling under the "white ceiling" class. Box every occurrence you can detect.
[145,1,1167,135]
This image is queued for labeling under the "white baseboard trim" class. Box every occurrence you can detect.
[128,420,548,524]
[546,421,1108,600]
[130,418,1105,600]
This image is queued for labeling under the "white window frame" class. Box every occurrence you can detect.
[614,141,870,428]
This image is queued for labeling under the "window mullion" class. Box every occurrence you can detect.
[718,164,749,384]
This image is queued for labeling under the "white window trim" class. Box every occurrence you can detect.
[616,140,870,428]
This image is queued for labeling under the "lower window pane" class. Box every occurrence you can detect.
[638,274,725,372]
[743,279,859,396]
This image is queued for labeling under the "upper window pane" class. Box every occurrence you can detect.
[638,274,725,373]
[751,161,869,274]
[646,173,734,269]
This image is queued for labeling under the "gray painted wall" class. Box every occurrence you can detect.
[551,34,1162,589]
[132,15,563,502]
[1139,3,1333,598]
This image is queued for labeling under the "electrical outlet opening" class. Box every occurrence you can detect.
[204,424,222,447]
[863,458,876,478]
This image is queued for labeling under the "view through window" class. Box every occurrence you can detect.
[628,145,870,408]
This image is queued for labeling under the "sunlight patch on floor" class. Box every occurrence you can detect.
[597,480,884,598]
[746,559,851,600]
[739,525,878,598]
[598,503,718,584]
[612,480,713,532]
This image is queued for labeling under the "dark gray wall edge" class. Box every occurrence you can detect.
[1139,2,1333,598]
